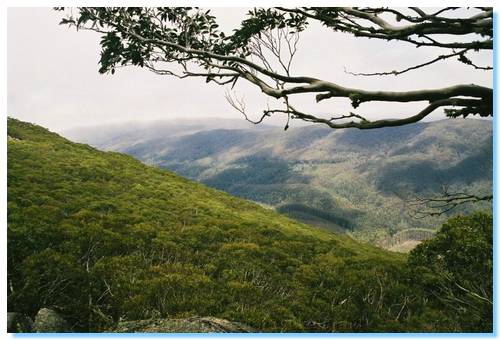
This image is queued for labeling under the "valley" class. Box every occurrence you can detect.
[64,118,493,248]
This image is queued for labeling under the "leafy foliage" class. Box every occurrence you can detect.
[408,212,493,331]
[7,118,492,332]
[56,7,308,75]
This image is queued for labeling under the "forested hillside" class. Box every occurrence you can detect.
[8,118,492,332]
[65,119,493,245]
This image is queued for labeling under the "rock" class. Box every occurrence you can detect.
[7,312,33,333]
[33,308,70,333]
[113,316,255,333]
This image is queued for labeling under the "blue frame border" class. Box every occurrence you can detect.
[9,8,499,340]
[493,9,498,339]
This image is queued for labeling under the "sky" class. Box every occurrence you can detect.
[7,7,493,133]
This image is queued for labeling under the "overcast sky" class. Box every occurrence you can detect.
[7,7,493,132]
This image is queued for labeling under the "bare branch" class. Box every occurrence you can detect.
[408,186,493,218]
[277,98,481,129]
[225,90,270,125]
[344,49,491,77]
[277,7,492,49]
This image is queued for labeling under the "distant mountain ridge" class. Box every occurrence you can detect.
[64,118,493,245]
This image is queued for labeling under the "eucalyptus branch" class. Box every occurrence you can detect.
[344,49,491,77]
[59,7,493,130]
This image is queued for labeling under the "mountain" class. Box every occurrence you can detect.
[64,118,493,245]
[62,118,273,154]
[8,118,492,332]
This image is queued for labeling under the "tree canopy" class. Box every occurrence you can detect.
[57,7,493,130]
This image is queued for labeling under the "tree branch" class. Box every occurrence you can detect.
[59,7,493,130]
[408,186,493,218]
[344,49,491,77]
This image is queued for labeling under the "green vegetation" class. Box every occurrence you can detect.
[408,213,493,332]
[8,118,492,332]
[67,119,492,245]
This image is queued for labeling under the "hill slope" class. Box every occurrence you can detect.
[64,119,492,244]
[9,118,486,332]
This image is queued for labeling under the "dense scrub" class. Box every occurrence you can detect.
[408,213,493,332]
[7,118,492,332]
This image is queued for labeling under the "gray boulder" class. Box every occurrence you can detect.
[33,308,70,333]
[7,312,33,333]
[113,316,255,333]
